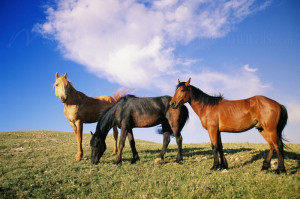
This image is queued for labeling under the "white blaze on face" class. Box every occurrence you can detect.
[54,74,68,102]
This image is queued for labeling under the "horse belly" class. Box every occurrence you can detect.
[133,114,161,127]
[219,112,257,132]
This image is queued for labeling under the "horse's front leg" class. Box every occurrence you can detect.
[112,126,118,154]
[174,132,183,163]
[217,131,228,169]
[171,123,183,163]
[70,120,83,161]
[127,130,140,164]
[115,128,127,164]
[208,126,221,170]
[75,120,83,161]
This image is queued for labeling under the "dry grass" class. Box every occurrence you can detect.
[0,131,299,198]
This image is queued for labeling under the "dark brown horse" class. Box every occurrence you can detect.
[170,78,288,173]
[90,95,189,165]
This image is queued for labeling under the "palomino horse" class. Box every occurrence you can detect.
[54,72,120,161]
[90,95,189,165]
[170,78,288,173]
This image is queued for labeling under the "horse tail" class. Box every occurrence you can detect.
[178,105,189,133]
[277,104,288,148]
[156,105,189,136]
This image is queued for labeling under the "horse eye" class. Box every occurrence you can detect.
[55,84,58,87]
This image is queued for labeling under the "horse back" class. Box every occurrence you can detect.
[204,95,281,132]
[93,95,115,104]
[115,95,172,128]
[66,95,112,123]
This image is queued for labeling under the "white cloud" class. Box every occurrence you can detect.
[175,67,268,99]
[286,102,300,123]
[243,64,258,72]
[36,0,270,93]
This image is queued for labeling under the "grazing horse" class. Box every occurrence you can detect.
[54,72,120,161]
[170,78,288,173]
[90,95,189,165]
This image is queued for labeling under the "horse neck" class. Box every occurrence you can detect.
[188,89,206,116]
[189,98,205,115]
[63,83,85,105]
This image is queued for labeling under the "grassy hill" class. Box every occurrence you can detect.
[0,131,299,198]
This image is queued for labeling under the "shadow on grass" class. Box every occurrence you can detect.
[140,147,253,157]
[138,146,300,174]
[241,149,300,174]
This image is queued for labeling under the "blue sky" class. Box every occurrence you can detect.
[1,0,300,144]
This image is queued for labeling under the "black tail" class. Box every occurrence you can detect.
[277,104,288,147]
[157,105,189,136]
[178,105,189,133]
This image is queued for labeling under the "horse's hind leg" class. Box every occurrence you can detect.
[155,124,171,163]
[112,126,118,154]
[259,130,286,173]
[127,130,140,164]
[270,133,286,173]
[259,131,274,171]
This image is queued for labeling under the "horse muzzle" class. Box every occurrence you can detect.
[60,96,67,103]
[170,101,181,109]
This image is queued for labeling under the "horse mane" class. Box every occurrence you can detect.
[95,95,137,137]
[67,80,74,89]
[177,82,223,105]
[190,86,223,105]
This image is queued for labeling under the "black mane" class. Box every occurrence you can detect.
[177,82,223,106]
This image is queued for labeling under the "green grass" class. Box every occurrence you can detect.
[0,131,299,198]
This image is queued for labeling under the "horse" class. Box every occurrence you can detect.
[169,78,288,173]
[54,72,122,161]
[90,95,189,165]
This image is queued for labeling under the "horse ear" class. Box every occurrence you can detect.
[185,78,191,86]
[55,72,59,79]
[90,131,94,136]
[64,73,68,79]
[178,79,181,84]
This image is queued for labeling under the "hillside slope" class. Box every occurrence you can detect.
[0,131,299,198]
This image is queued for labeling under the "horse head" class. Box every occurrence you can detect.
[54,72,70,103]
[170,78,191,109]
[90,131,107,165]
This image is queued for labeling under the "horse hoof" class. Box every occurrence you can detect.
[131,159,138,164]
[155,158,163,163]
[275,169,286,174]
[113,161,122,165]
[220,164,228,170]
[112,149,117,155]
[75,155,82,161]
[261,162,270,171]
[261,166,269,171]
[131,156,140,164]
[210,165,220,171]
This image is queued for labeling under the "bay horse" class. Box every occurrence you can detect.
[54,72,121,161]
[90,95,189,165]
[170,78,288,173]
